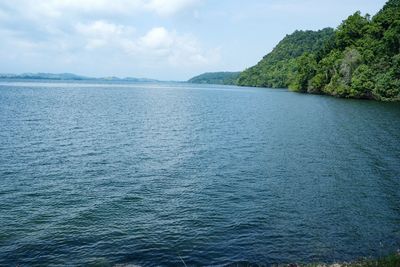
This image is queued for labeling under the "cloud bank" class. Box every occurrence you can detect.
[0,0,218,79]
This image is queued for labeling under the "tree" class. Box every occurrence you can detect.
[339,48,362,86]
[236,0,400,101]
[351,65,375,98]
[290,53,317,92]
[336,11,370,49]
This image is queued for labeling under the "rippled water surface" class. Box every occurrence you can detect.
[0,81,399,266]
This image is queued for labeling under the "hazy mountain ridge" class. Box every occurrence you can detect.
[0,73,159,82]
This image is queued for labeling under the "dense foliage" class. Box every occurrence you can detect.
[237,28,335,88]
[188,72,241,85]
[237,0,400,101]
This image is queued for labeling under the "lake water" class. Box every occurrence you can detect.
[0,81,399,266]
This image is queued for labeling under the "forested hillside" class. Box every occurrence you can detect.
[237,28,335,88]
[237,0,400,101]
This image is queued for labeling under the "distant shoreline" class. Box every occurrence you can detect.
[0,73,160,83]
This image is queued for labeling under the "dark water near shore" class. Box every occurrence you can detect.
[0,81,399,266]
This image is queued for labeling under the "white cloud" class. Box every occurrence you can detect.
[76,20,135,49]
[73,21,218,66]
[145,0,201,16]
[76,21,127,38]
[136,27,219,66]
[0,0,220,79]
[2,0,200,20]
[36,0,143,18]
[140,27,173,49]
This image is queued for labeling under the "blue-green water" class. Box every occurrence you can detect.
[0,81,399,266]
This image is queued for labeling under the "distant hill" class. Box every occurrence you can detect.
[0,73,158,82]
[188,72,240,85]
[0,73,89,80]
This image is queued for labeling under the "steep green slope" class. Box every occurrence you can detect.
[188,72,240,85]
[237,28,335,88]
[237,0,400,101]
[300,0,400,100]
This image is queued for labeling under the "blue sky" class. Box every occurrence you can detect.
[0,0,387,80]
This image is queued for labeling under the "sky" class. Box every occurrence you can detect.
[0,0,388,80]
